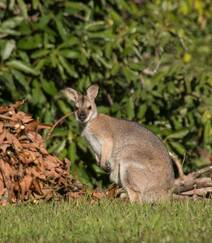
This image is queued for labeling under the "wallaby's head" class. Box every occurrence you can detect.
[64,84,99,123]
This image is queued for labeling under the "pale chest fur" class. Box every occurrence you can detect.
[82,126,101,157]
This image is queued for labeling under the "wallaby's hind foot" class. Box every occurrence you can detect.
[125,187,141,202]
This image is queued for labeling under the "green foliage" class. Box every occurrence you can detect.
[0,0,211,186]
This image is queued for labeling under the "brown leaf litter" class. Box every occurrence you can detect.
[0,100,84,206]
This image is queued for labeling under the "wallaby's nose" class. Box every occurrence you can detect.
[78,111,86,121]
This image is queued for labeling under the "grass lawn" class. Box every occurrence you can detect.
[0,198,211,243]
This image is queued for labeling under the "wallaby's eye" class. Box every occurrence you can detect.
[87,105,92,110]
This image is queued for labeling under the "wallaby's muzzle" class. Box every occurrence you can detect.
[77,111,87,122]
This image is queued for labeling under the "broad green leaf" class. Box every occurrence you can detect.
[65,2,90,12]
[41,79,57,96]
[55,140,66,154]
[91,164,105,174]
[169,141,186,156]
[122,66,138,81]
[165,129,190,140]
[1,39,16,60]
[17,0,28,19]
[1,16,24,29]
[56,100,71,115]
[68,142,77,172]
[203,120,211,145]
[55,15,68,41]
[49,128,67,138]
[17,34,42,50]
[77,137,88,152]
[32,0,40,9]
[138,104,147,119]
[11,69,29,91]
[59,37,79,49]
[2,72,19,99]
[77,162,92,187]
[6,60,39,75]
[58,56,78,78]
[111,62,120,75]
[31,49,49,59]
[87,30,114,41]
[85,21,106,31]
[60,50,80,59]
[31,79,46,104]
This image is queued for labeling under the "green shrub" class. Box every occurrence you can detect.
[0,0,211,187]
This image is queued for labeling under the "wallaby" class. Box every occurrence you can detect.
[64,85,174,203]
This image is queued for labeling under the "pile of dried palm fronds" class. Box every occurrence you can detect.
[0,101,83,206]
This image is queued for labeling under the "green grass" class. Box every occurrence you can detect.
[0,199,211,243]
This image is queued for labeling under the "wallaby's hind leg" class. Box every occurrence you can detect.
[121,163,170,203]
[119,162,143,203]
[122,165,149,203]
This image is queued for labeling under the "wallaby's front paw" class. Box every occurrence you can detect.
[100,156,111,171]
[104,161,111,172]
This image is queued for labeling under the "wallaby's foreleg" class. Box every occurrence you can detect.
[100,138,113,168]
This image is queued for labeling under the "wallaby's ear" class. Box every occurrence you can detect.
[63,88,79,103]
[86,84,99,100]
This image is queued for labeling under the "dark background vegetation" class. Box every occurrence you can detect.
[0,0,211,187]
